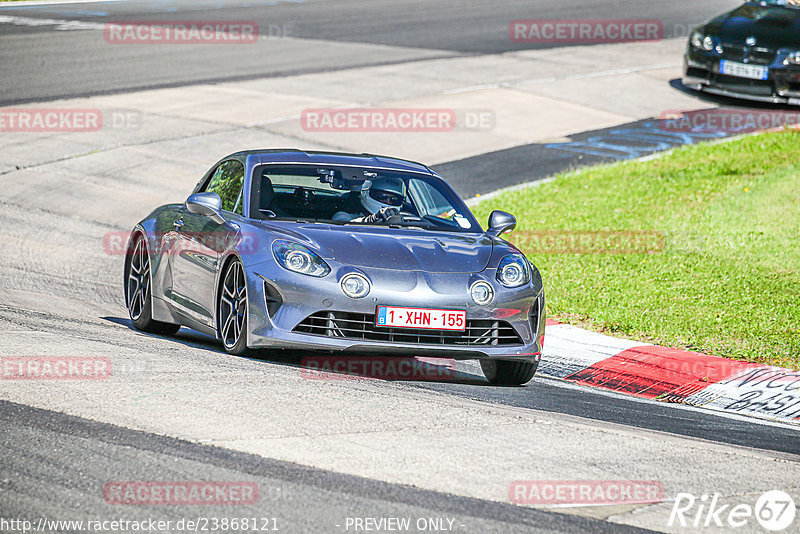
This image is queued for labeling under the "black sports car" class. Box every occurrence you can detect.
[683,0,800,105]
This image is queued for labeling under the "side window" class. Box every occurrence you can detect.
[203,160,245,215]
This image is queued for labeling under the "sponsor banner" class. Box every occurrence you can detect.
[104,21,259,44]
[1,357,111,380]
[509,19,663,44]
[681,367,800,422]
[104,481,258,505]
[300,356,457,381]
[659,109,800,134]
[509,480,663,506]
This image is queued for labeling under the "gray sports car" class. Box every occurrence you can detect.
[124,150,545,385]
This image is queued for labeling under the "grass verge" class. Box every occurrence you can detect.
[472,130,800,369]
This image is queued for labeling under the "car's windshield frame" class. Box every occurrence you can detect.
[250,163,482,233]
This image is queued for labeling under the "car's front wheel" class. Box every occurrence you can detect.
[218,258,249,355]
[481,359,538,386]
[125,234,181,335]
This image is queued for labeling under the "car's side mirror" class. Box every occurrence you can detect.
[186,192,225,224]
[486,210,516,237]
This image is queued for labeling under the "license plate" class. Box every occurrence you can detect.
[376,306,466,331]
[719,60,768,81]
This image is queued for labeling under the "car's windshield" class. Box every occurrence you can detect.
[254,164,481,232]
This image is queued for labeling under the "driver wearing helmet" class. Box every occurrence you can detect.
[332,177,405,223]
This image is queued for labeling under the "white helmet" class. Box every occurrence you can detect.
[360,177,405,214]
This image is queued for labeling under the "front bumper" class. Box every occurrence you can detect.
[683,47,800,105]
[243,259,545,362]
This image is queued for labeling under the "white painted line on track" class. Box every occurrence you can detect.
[0,0,124,6]
[0,14,105,29]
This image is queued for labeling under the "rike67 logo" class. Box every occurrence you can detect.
[669,490,796,531]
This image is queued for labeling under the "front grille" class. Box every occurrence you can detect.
[719,43,776,66]
[293,311,523,346]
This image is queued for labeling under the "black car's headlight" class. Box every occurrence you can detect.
[690,31,713,51]
[784,51,800,66]
[690,31,703,49]
[272,240,331,277]
[496,254,531,288]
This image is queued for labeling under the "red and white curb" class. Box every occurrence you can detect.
[540,319,800,425]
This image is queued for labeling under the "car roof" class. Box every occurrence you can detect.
[233,149,437,175]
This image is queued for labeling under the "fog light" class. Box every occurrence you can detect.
[471,281,494,306]
[341,273,370,299]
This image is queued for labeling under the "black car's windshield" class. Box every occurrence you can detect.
[254,164,480,232]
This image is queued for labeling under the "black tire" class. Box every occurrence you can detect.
[125,234,181,336]
[218,258,249,356]
[481,359,538,386]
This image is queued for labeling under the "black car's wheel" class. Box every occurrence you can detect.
[219,258,249,355]
[125,234,181,335]
[481,359,538,386]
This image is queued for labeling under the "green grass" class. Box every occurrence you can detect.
[472,131,800,369]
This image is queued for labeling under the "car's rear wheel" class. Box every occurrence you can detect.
[481,359,538,386]
[126,234,181,335]
[218,258,249,355]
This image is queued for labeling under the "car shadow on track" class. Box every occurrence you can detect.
[102,316,490,386]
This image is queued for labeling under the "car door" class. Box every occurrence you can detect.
[167,160,245,327]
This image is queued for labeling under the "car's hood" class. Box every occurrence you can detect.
[255,222,493,273]
[704,4,800,48]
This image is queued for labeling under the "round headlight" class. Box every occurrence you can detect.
[286,250,311,272]
[471,281,494,306]
[690,31,703,49]
[702,36,714,51]
[496,254,531,288]
[341,273,370,299]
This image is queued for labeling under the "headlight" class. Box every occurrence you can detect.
[690,31,703,49]
[341,273,370,299]
[470,281,494,306]
[496,254,531,288]
[702,36,714,51]
[785,52,800,66]
[272,240,330,277]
